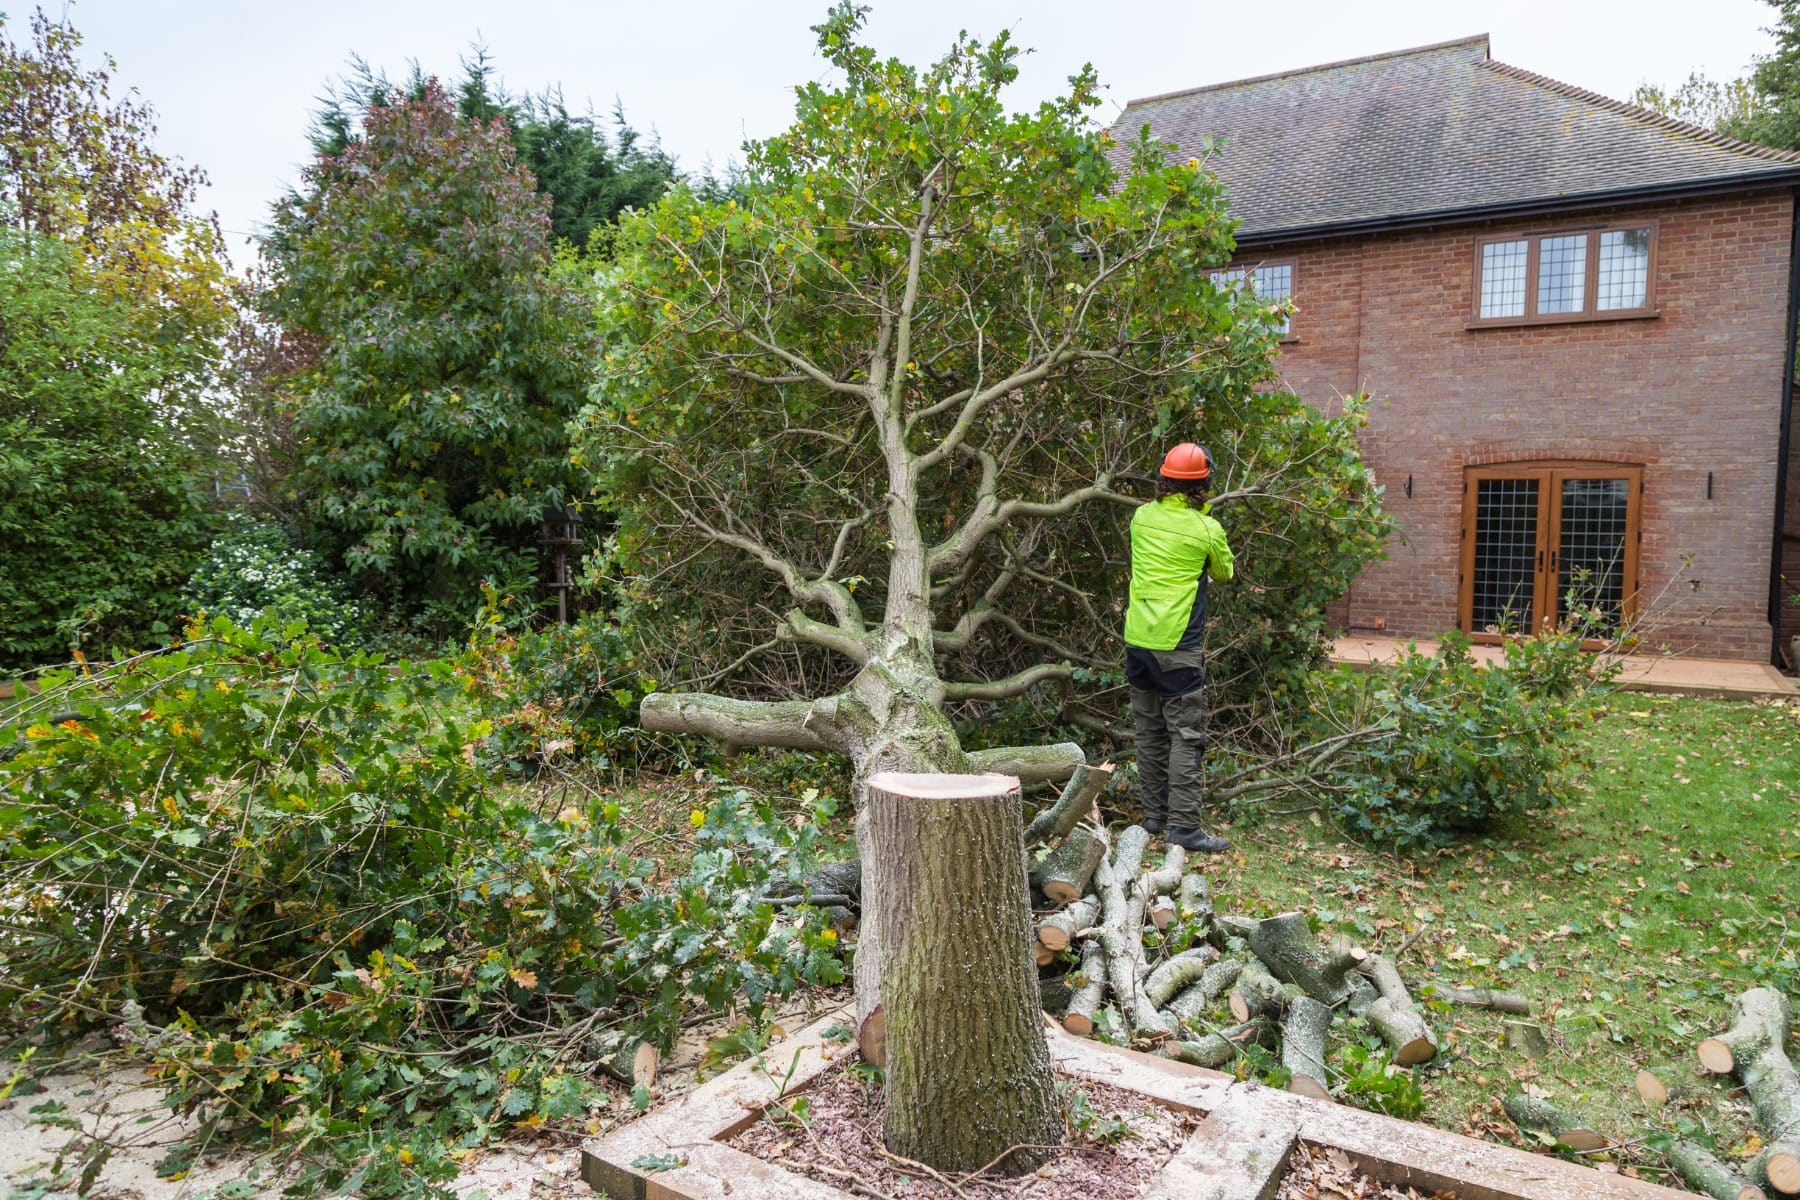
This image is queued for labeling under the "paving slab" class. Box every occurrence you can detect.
[583,1014,1700,1200]
[1332,634,1798,700]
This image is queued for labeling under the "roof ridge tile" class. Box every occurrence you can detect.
[1121,34,1489,112]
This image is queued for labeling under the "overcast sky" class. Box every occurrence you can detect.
[49,0,1784,266]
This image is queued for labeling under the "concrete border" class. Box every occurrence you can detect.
[582,1012,1692,1200]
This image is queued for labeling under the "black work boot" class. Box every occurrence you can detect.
[1138,815,1166,835]
[1165,827,1231,854]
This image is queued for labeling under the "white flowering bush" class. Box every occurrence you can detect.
[184,515,365,643]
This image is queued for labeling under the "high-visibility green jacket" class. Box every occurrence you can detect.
[1124,495,1235,651]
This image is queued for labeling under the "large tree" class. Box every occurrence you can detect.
[0,9,233,667]
[266,81,592,619]
[579,0,1382,1060]
[295,50,677,252]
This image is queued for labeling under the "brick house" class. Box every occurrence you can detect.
[1116,35,1800,664]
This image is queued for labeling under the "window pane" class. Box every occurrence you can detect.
[1210,267,1246,286]
[1472,478,1540,632]
[1479,240,1527,318]
[1597,228,1650,311]
[1537,233,1588,314]
[1254,263,1292,334]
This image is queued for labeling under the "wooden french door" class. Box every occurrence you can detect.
[1459,463,1642,639]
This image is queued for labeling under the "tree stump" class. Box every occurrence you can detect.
[865,772,1061,1175]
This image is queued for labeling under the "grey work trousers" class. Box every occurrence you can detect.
[1129,668,1210,831]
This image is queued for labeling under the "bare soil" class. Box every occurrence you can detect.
[728,1058,1199,1200]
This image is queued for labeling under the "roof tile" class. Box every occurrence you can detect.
[1114,35,1800,240]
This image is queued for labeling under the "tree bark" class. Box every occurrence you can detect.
[1670,1140,1767,1200]
[865,772,1060,1175]
[1229,958,1288,1022]
[1697,990,1800,1196]
[1165,1019,1266,1069]
[1411,980,1530,1014]
[1037,895,1100,953]
[1502,1094,1607,1152]
[1022,761,1112,846]
[1063,939,1107,1036]
[1249,913,1365,1007]
[1282,996,1333,1100]
[1031,827,1104,904]
[1167,959,1242,1033]
[1092,827,1169,1040]
[1144,946,1218,1008]
[1358,954,1438,1066]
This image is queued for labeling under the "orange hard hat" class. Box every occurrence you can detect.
[1159,443,1214,480]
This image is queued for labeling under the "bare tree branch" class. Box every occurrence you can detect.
[942,661,1074,702]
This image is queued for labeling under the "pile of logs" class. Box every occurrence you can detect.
[788,766,1797,1197]
[1011,766,1534,1100]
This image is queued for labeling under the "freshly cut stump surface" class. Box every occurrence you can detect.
[727,1056,1198,1200]
[865,772,1061,1174]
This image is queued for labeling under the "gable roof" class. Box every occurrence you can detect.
[1116,35,1800,245]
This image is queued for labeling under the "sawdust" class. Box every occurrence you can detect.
[728,1059,1199,1200]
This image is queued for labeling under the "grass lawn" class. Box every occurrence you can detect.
[1204,691,1800,1182]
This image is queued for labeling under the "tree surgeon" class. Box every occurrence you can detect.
[1125,442,1235,852]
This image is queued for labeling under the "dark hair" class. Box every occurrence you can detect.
[1155,474,1211,503]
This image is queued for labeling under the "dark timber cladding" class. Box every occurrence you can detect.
[1113,36,1800,664]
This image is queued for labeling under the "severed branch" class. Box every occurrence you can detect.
[639,692,839,752]
[942,662,1074,702]
[964,742,1084,785]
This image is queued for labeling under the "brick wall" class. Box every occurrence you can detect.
[1245,190,1794,662]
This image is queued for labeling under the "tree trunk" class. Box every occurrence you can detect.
[865,772,1061,1175]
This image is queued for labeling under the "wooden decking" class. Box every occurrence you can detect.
[1331,635,1799,701]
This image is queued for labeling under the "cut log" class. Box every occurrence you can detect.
[1133,846,1188,909]
[1168,959,1243,1032]
[1282,996,1334,1101]
[1249,913,1366,1007]
[1178,872,1214,922]
[596,1036,661,1087]
[1036,895,1100,952]
[1210,913,1260,948]
[1063,941,1107,1037]
[1503,1020,1550,1060]
[1093,837,1169,1040]
[1697,989,1800,1196]
[1229,958,1287,1022]
[1034,941,1055,966]
[1635,1068,1671,1107]
[1144,946,1219,1009]
[859,1004,887,1069]
[1149,895,1177,931]
[1670,1140,1767,1200]
[1032,827,1105,905]
[1023,761,1114,847]
[1112,824,1152,898]
[1410,980,1530,1014]
[1698,988,1794,1076]
[1358,953,1438,1066]
[1502,1093,1607,1152]
[1165,1019,1266,1069]
[1039,973,1074,1018]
